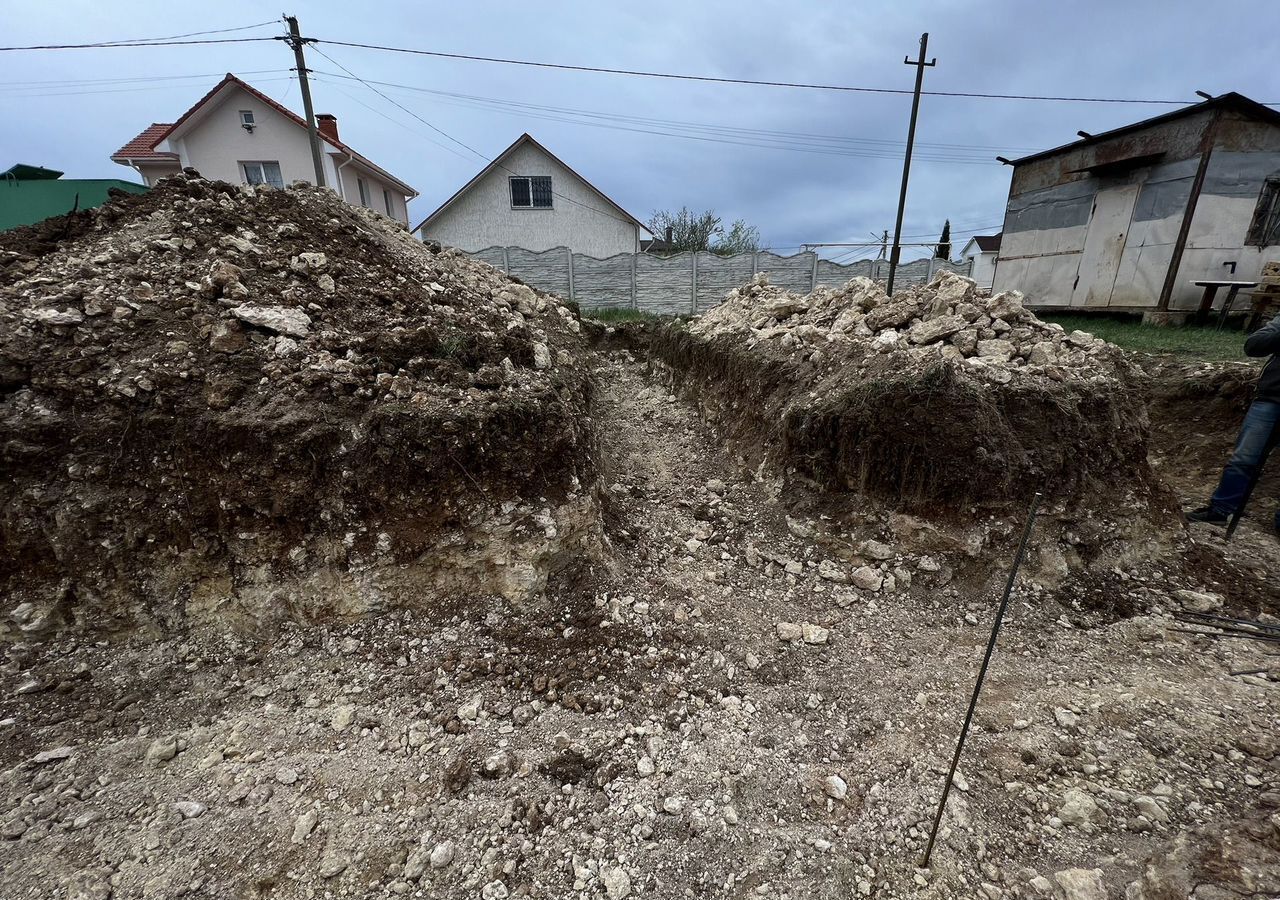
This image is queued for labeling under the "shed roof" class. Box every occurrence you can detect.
[3,164,64,180]
[413,133,647,234]
[1009,92,1280,166]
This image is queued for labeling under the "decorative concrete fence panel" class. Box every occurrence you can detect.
[466,247,973,314]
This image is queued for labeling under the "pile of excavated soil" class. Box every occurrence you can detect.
[652,273,1179,559]
[0,173,601,636]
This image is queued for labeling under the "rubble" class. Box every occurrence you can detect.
[0,173,601,634]
[653,271,1180,571]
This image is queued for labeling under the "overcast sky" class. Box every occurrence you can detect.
[4,1,1278,261]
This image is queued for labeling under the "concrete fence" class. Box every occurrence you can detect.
[467,247,974,315]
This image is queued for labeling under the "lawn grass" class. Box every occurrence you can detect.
[582,307,670,324]
[1042,314,1249,361]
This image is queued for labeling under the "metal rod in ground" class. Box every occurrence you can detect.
[920,491,1041,868]
[1225,421,1278,541]
[885,33,936,297]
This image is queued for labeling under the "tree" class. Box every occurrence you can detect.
[935,220,952,260]
[647,207,721,252]
[714,219,762,255]
[646,207,761,255]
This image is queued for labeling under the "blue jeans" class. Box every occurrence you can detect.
[1209,400,1280,515]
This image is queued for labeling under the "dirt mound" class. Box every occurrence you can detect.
[653,272,1179,557]
[0,173,602,636]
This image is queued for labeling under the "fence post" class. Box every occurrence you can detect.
[566,247,575,303]
[810,251,819,293]
[927,256,938,283]
[691,252,699,315]
[631,252,638,309]
[502,246,510,274]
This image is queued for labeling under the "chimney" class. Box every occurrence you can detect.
[316,114,339,143]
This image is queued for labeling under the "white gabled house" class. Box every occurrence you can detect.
[111,73,417,224]
[414,133,649,258]
[960,233,1001,289]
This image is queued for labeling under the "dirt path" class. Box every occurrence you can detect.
[1,351,1277,900]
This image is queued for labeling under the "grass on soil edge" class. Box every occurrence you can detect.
[583,307,671,325]
[1043,314,1249,361]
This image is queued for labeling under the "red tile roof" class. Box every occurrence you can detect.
[110,74,415,195]
[110,123,178,162]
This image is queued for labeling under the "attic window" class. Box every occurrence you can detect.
[1246,175,1280,247]
[510,176,552,209]
[239,110,255,127]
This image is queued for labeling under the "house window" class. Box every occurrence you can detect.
[241,161,283,188]
[239,110,255,127]
[357,177,370,207]
[383,188,393,217]
[1246,175,1280,247]
[510,175,552,209]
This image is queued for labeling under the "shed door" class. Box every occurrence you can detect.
[1070,185,1138,308]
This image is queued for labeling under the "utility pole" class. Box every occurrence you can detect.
[886,33,935,296]
[283,15,326,188]
[876,229,889,259]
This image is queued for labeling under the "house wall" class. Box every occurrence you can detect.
[963,248,997,288]
[170,85,321,188]
[420,142,641,257]
[336,162,410,225]
[135,162,182,186]
[993,108,1280,311]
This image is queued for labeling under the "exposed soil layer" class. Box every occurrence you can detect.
[650,275,1182,586]
[0,354,1276,900]
[0,176,600,635]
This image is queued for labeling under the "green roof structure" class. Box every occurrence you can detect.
[1,163,147,231]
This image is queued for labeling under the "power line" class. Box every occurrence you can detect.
[0,75,296,100]
[311,38,1216,105]
[308,70,1036,161]
[312,71,479,163]
[0,68,287,88]
[310,46,485,161]
[309,47,643,228]
[308,72,1000,165]
[91,20,280,44]
[309,72,1041,153]
[0,36,277,52]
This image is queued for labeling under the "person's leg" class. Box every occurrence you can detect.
[1207,401,1280,515]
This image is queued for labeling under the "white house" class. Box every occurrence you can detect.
[960,233,1001,289]
[992,92,1280,319]
[414,133,648,257]
[111,74,417,224]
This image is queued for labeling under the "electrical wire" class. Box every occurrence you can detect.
[0,20,280,52]
[308,47,644,228]
[0,37,277,51]
[308,72,1000,165]
[313,73,480,163]
[0,75,295,100]
[309,71,1040,154]
[0,69,288,88]
[311,38,1230,105]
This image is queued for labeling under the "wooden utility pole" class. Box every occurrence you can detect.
[886,33,935,296]
[283,15,326,187]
